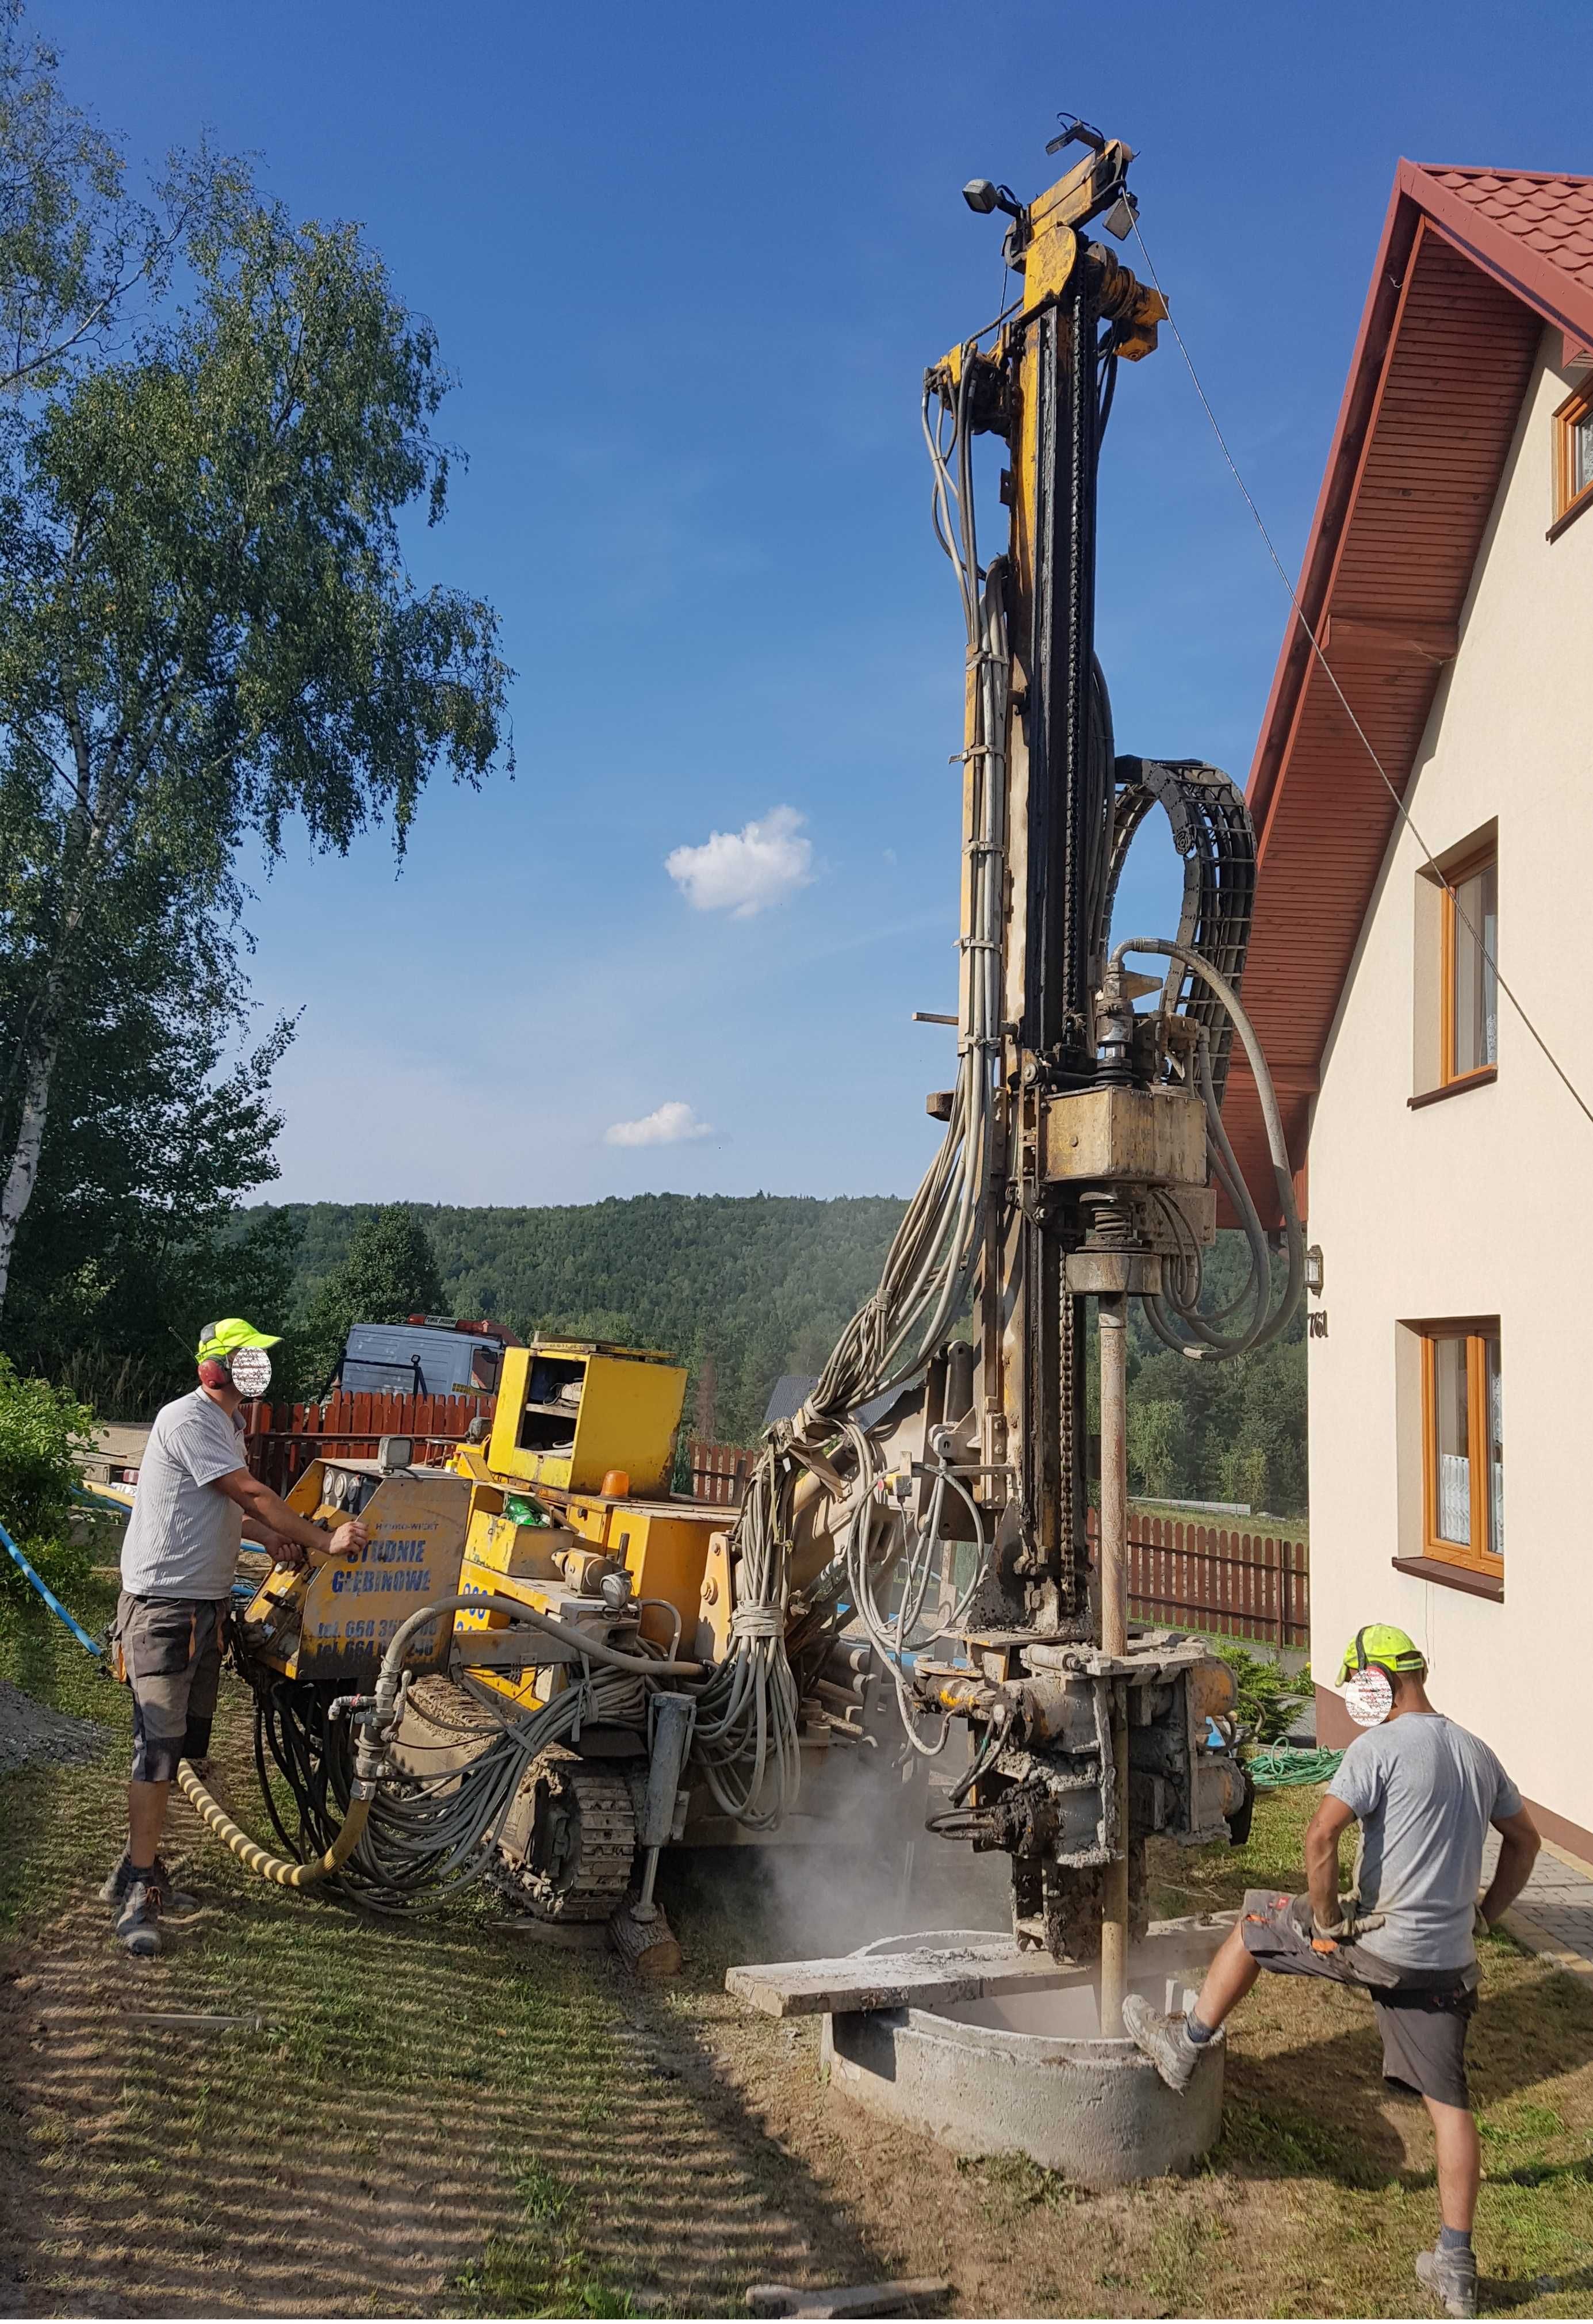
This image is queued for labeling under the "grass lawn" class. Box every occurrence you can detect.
[2,1585,1591,2319]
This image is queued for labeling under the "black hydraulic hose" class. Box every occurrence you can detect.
[1113,935,1305,1357]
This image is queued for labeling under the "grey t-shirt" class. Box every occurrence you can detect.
[120,1389,248,1601]
[1330,1711,1523,1969]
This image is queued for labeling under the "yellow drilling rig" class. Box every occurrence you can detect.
[189,122,1301,2005]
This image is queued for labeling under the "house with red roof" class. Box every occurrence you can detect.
[1223,163,1593,1852]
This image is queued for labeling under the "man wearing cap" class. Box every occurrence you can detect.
[1123,1624,1541,2319]
[105,1319,367,1958]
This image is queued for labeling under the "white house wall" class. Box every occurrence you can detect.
[1306,322,1592,1833]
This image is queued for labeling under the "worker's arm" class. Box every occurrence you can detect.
[1480,1806,1541,1929]
[212,1467,366,1568]
[239,1514,289,1559]
[1304,1792,1358,1932]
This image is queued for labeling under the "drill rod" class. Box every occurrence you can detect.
[1097,1292,1130,2033]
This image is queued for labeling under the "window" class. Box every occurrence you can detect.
[1553,384,1593,529]
[1419,1322,1503,1576]
[1441,846,1497,1085]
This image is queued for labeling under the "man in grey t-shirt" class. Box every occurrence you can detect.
[106,1318,366,1958]
[1123,1623,1540,2320]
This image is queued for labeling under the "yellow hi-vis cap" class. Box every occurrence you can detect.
[196,1317,281,1363]
[1337,1624,1426,1685]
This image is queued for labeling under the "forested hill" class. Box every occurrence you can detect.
[252,1193,1307,1515]
[256,1194,905,1444]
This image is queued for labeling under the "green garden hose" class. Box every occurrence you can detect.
[1246,1744,1345,1790]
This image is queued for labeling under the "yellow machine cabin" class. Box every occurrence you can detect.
[456,1337,724,1704]
[487,1337,684,1494]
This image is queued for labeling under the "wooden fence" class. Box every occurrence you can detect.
[242,1390,495,1496]
[684,1437,761,1506]
[1086,1507,1309,1651]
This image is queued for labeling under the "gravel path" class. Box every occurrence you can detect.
[0,1679,110,1777]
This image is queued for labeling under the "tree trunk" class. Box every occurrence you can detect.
[0,1006,63,1318]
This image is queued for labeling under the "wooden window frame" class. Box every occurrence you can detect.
[1417,1318,1502,1578]
[1438,841,1498,1092]
[1551,384,1593,539]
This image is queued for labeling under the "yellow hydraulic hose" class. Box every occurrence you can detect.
[177,1760,372,1889]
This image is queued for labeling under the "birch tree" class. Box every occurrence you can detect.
[0,178,511,1317]
[0,1,201,395]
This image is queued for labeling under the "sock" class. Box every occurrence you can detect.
[1438,2226,1472,2255]
[1184,2012,1216,2046]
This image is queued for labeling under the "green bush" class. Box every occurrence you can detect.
[0,1357,97,1611]
[1213,1639,1312,1746]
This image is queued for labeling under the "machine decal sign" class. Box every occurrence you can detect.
[1342,1667,1393,1727]
[294,1473,469,1680]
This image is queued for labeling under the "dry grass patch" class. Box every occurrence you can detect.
[2,1595,1591,2317]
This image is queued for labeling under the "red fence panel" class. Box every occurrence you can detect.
[242,1390,497,1496]
[687,1438,760,1507]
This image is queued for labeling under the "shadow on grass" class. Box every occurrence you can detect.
[1215,1962,1593,2195]
[0,1649,898,2319]
[1483,2261,1593,2311]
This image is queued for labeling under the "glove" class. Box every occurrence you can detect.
[1309,1896,1387,1950]
[1473,1901,1492,1939]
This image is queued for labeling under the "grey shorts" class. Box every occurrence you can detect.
[111,1592,227,1783]
[1238,1889,1479,2111]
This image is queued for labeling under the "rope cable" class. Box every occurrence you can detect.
[1129,214,1593,1136]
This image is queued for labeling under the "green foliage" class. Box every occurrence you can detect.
[0,119,511,1333]
[0,2,184,396]
[1125,1331,1307,1518]
[0,1350,95,1607]
[1213,1639,1312,1746]
[2,1037,304,1412]
[1126,1396,1188,1501]
[0,1350,91,1536]
[289,1204,444,1398]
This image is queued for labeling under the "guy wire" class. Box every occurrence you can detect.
[1130,215,1593,1135]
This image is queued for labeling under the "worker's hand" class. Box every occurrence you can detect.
[327,1520,367,1561]
[1473,1901,1493,1939]
[273,1538,310,1573]
[1311,1897,1387,1950]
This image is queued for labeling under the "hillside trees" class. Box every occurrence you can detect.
[0,139,512,1333]
[290,1206,445,1398]
[263,1198,1310,1510]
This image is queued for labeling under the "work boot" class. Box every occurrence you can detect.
[1121,1993,1204,2092]
[114,1874,165,1959]
[1416,2244,1479,2319]
[99,1852,196,1912]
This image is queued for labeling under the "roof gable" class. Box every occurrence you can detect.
[1222,162,1593,1215]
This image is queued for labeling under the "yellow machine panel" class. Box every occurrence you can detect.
[242,1461,470,1685]
[604,1501,719,1648]
[487,1339,686,1494]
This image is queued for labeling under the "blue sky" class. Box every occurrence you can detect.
[47,0,1588,1206]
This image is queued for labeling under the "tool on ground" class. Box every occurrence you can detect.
[179,132,1299,1982]
[746,2281,951,2320]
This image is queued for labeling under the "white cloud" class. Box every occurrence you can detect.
[665,804,814,919]
[604,1099,715,1148]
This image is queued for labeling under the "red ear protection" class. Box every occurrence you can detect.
[198,1356,232,1389]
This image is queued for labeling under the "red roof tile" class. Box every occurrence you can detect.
[1419,165,1593,322]
[1223,164,1593,1218]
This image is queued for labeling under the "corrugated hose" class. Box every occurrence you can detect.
[177,1760,373,1887]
